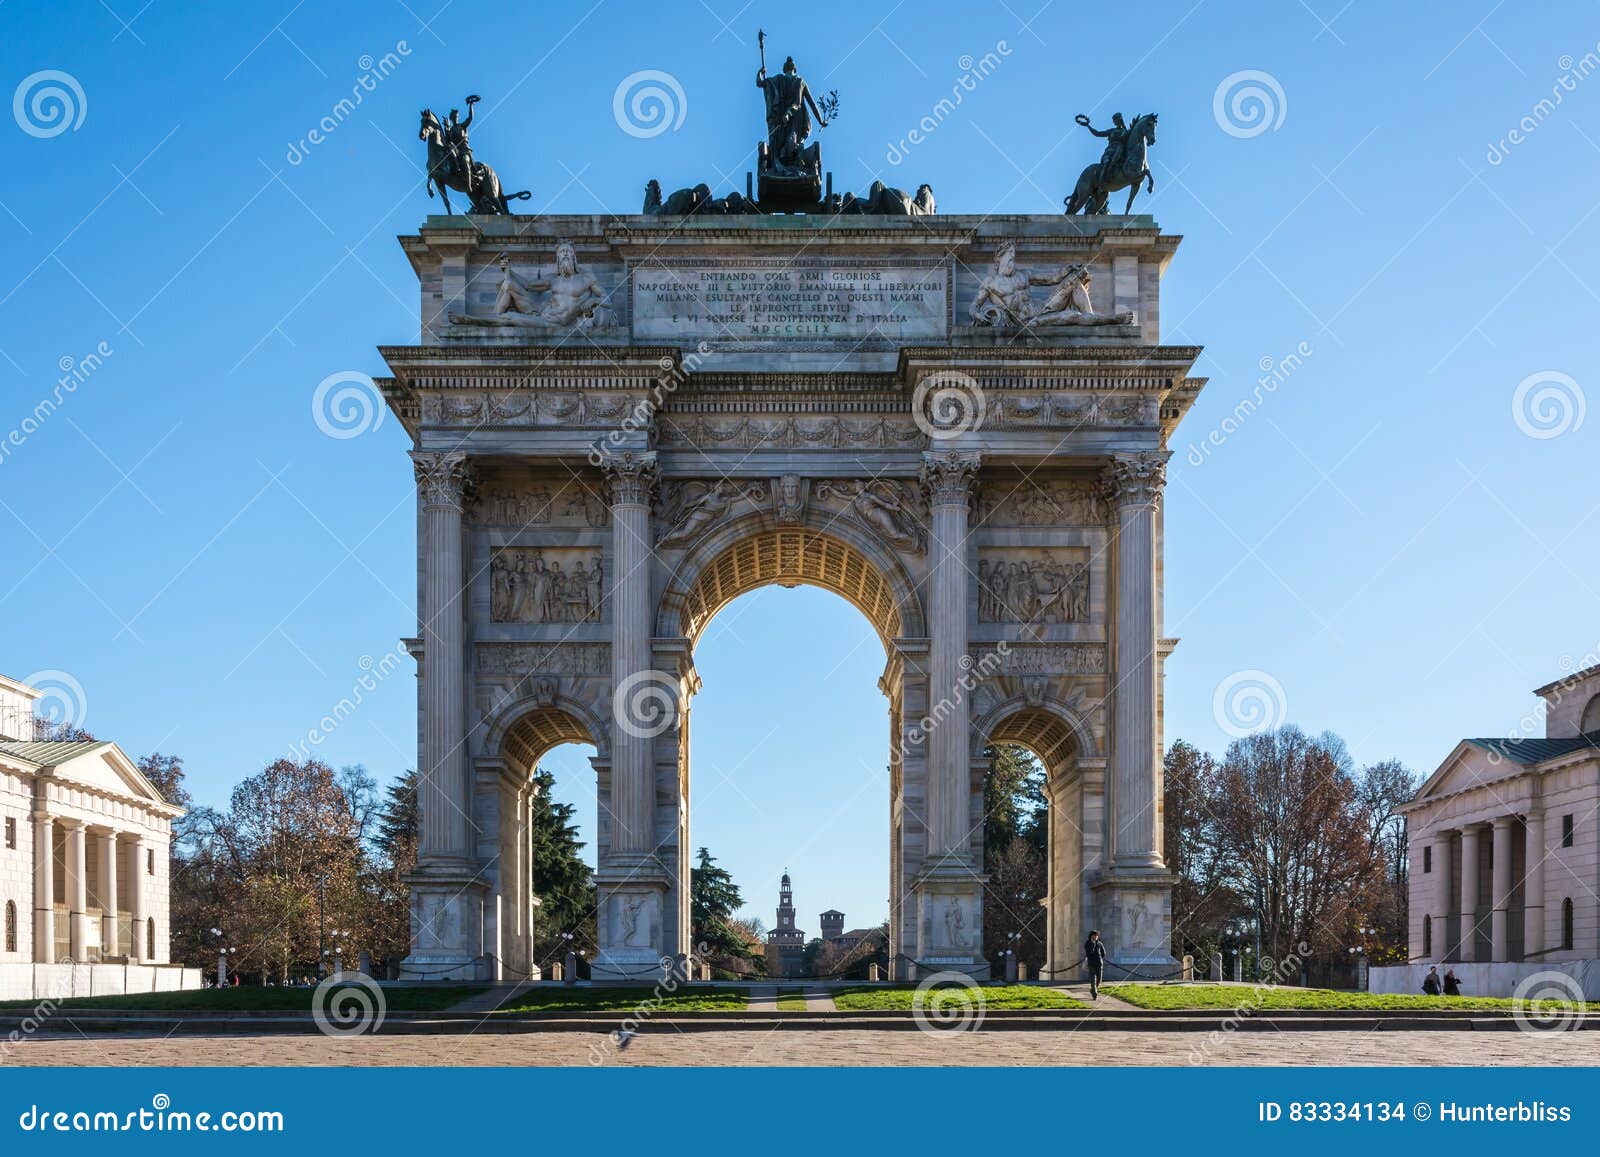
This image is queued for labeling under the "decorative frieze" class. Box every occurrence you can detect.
[657,413,923,450]
[993,643,1107,675]
[470,476,609,528]
[475,642,610,676]
[978,477,1106,526]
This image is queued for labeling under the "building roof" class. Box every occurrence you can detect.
[1463,732,1600,765]
[0,739,112,768]
[820,908,844,918]
[1534,663,1600,697]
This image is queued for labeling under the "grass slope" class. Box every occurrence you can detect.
[832,983,1086,1011]
[0,985,485,1012]
[1104,983,1584,1011]
[775,991,809,1012]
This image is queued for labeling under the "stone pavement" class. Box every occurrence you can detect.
[10,1029,1600,1067]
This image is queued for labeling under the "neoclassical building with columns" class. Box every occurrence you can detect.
[1377,661,1600,996]
[378,211,1204,982]
[0,674,196,999]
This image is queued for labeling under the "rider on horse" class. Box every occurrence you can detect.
[445,95,480,197]
[1077,112,1129,176]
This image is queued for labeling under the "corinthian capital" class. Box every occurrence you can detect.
[920,450,982,508]
[1102,451,1170,508]
[599,449,659,507]
[411,450,473,512]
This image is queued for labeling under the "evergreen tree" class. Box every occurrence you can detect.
[528,768,596,963]
[690,847,764,975]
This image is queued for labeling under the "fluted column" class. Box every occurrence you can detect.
[921,450,980,859]
[1525,811,1546,960]
[1491,816,1513,962]
[97,829,119,957]
[413,450,473,864]
[602,450,659,855]
[1431,830,1453,962]
[129,836,148,962]
[64,821,87,961]
[32,813,53,964]
[1459,824,1481,962]
[1105,452,1169,872]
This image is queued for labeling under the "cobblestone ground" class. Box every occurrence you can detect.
[9,1029,1600,1067]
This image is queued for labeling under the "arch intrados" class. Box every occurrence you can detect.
[658,514,922,649]
[975,698,1097,770]
[486,696,607,777]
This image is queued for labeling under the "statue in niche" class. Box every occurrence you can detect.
[978,554,1089,624]
[818,479,927,554]
[491,549,604,623]
[970,243,1132,329]
[656,480,765,550]
[448,241,617,330]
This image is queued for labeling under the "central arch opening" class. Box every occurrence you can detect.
[668,525,912,980]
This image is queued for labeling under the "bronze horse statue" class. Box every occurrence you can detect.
[419,108,529,215]
[1064,112,1157,215]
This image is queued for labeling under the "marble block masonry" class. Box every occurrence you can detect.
[378,212,1205,982]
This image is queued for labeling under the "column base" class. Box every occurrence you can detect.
[1091,873,1177,972]
[401,868,490,982]
[594,869,670,983]
[910,869,988,979]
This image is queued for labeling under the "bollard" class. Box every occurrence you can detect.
[1004,952,1018,984]
[1182,954,1194,981]
[549,961,563,982]
[1210,951,1223,982]
[564,950,578,984]
[1018,962,1029,982]
[868,963,880,982]
[1231,954,1242,983]
[358,950,373,977]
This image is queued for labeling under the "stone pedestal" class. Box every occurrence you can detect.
[592,867,669,982]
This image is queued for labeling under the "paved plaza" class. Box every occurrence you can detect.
[8,1028,1600,1067]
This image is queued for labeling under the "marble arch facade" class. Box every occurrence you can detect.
[379,212,1204,981]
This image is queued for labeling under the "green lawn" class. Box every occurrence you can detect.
[832,983,1086,1011]
[0,984,485,1013]
[494,985,748,1013]
[1104,983,1585,1012]
[775,990,808,1012]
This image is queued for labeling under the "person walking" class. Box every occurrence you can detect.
[1442,968,1462,997]
[1085,930,1108,1000]
[1422,965,1442,995]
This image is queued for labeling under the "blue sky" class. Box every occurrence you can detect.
[3,0,1597,930]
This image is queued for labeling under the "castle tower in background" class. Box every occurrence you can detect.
[765,871,807,977]
[820,909,845,942]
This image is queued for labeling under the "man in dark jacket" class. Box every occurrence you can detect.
[1422,965,1441,995]
[1085,930,1108,1000]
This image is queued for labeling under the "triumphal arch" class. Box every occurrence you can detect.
[380,69,1201,980]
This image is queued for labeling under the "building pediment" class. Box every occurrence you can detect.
[1404,740,1527,812]
[42,742,180,814]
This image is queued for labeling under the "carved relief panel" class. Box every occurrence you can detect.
[490,548,605,623]
[470,472,609,528]
[977,473,1106,527]
[978,549,1090,624]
